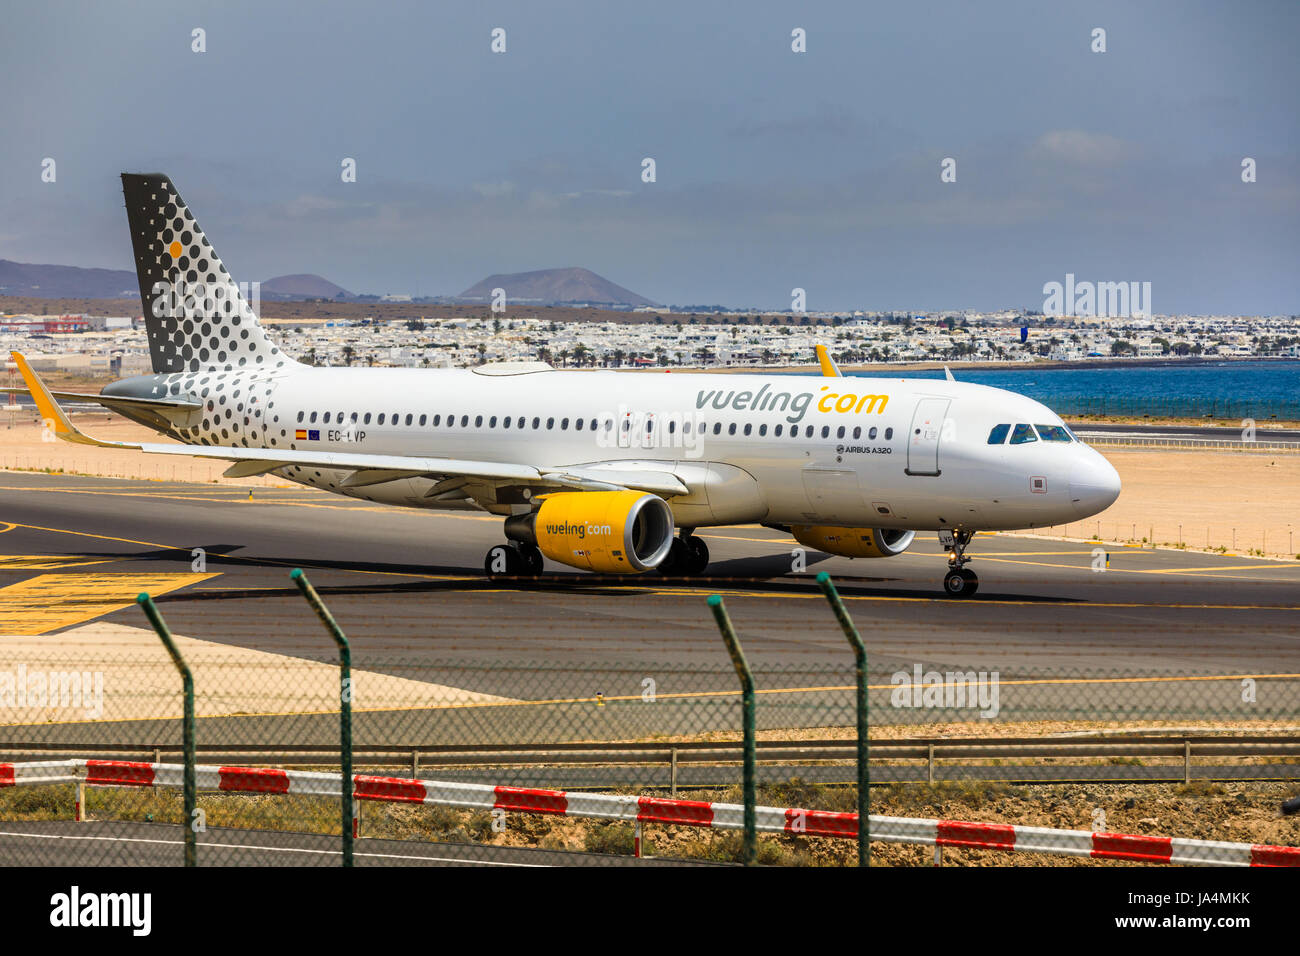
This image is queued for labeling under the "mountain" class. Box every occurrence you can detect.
[260,273,352,299]
[0,259,137,299]
[457,267,659,309]
[0,259,352,302]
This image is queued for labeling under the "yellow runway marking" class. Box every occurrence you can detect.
[0,555,118,570]
[0,572,217,634]
[0,520,450,581]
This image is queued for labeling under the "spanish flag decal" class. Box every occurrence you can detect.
[295,429,308,440]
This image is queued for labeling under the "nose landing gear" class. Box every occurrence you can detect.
[940,529,979,597]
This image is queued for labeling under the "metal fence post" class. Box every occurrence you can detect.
[815,572,870,866]
[137,592,196,867]
[706,594,756,866]
[290,568,354,867]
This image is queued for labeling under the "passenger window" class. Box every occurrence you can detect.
[806,426,814,438]
[667,421,675,434]
[377,413,385,425]
[852,426,861,439]
[1034,424,1072,442]
[419,414,426,426]
[836,426,845,439]
[775,424,783,437]
[297,411,304,423]
[728,423,737,435]
[406,414,414,426]
[474,415,483,427]
[1010,423,1037,444]
[562,418,569,430]
[759,423,767,436]
[743,423,752,436]
[713,423,722,435]
[821,426,830,438]
[576,418,584,431]
[987,424,1011,444]
[868,426,877,440]
[309,411,318,423]
[433,415,440,426]
[489,416,497,428]
[885,427,893,439]
[460,415,469,427]
[323,412,331,424]
[590,419,598,431]
[364,412,372,424]
[546,417,554,429]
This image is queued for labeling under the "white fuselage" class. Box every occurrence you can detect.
[244,364,1120,532]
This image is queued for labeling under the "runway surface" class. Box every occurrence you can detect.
[0,821,691,867]
[1,471,1297,750]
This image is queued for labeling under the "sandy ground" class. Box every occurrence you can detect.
[1,412,1296,557]
[1027,447,1300,558]
[0,622,511,725]
[0,412,294,487]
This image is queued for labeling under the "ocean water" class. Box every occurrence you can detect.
[847,360,1300,419]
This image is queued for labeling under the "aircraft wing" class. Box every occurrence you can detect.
[9,351,685,496]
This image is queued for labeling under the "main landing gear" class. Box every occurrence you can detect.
[657,530,710,577]
[484,541,544,577]
[941,529,979,597]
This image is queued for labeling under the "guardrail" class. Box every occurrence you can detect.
[1073,433,1300,451]
[5,735,1296,788]
[4,759,1296,867]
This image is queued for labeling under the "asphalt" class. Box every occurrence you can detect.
[0,820,695,866]
[1,471,1298,749]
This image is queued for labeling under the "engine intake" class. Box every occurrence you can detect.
[505,491,675,573]
[790,526,916,558]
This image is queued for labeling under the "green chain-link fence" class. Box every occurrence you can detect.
[2,571,1297,867]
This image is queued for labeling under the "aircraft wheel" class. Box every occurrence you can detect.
[684,535,710,575]
[485,544,522,578]
[518,542,544,576]
[942,567,978,597]
[657,537,687,576]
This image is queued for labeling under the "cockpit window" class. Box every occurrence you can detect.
[1009,423,1037,444]
[987,424,1010,444]
[1034,424,1072,442]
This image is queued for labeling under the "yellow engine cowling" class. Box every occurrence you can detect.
[791,526,916,558]
[524,490,675,573]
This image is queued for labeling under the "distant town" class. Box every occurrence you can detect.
[3,305,1298,381]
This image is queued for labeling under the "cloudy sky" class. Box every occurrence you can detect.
[2,0,1296,313]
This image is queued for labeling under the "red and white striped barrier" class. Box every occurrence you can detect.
[4,759,1297,866]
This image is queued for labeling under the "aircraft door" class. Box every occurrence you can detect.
[905,397,950,477]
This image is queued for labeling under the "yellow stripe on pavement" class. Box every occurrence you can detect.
[0,572,217,634]
[0,555,118,570]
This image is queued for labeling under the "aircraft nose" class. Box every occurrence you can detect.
[1069,455,1121,518]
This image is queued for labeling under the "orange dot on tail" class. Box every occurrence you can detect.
[168,241,182,258]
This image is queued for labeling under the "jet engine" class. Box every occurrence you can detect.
[504,490,675,573]
[790,526,916,558]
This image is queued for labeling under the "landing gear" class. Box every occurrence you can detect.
[940,530,979,597]
[657,530,710,577]
[484,542,543,578]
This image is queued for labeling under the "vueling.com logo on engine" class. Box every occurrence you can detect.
[544,520,613,539]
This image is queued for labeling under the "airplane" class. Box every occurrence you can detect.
[8,172,1120,597]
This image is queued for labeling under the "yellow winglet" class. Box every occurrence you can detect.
[815,344,843,377]
[9,351,111,447]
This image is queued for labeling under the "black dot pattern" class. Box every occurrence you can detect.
[121,173,295,376]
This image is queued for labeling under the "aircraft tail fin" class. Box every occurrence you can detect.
[120,173,296,375]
